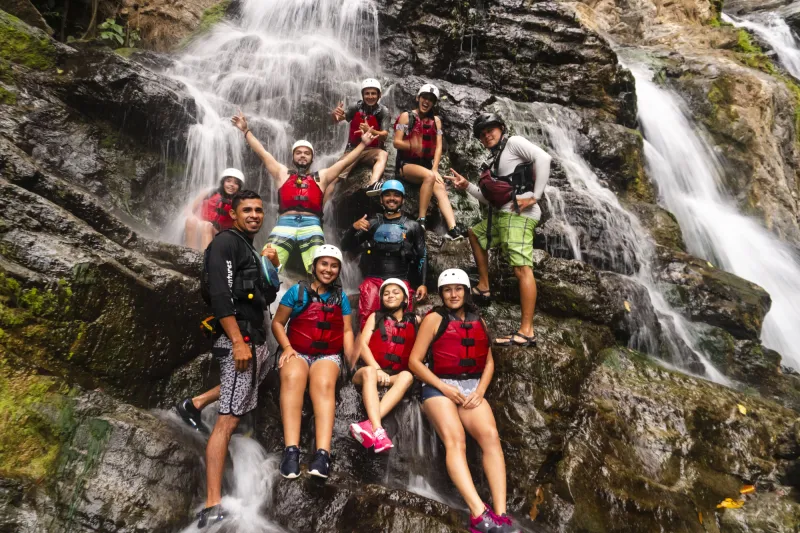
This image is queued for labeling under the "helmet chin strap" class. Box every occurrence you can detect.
[382,198,403,215]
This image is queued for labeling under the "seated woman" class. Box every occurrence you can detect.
[184,168,244,250]
[271,245,353,480]
[408,269,520,533]
[349,278,417,453]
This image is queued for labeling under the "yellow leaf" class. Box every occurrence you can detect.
[740,485,756,494]
[706,261,714,268]
[56,68,64,74]
[738,404,747,415]
[716,498,745,509]
[623,301,631,312]
[698,512,703,524]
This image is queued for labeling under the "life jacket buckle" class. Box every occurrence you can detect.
[459,358,476,367]
[317,321,332,330]
[461,338,476,346]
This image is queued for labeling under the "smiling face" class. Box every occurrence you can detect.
[231,198,264,235]
[381,284,406,310]
[314,256,341,285]
[293,147,313,168]
[417,94,436,114]
[221,176,241,195]
[362,88,380,106]
[440,284,466,310]
[380,190,403,212]
[479,126,504,149]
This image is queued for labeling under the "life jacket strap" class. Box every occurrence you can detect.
[312,341,329,350]
[392,335,406,344]
[459,358,476,367]
[385,353,402,363]
[317,321,331,330]
[461,338,476,347]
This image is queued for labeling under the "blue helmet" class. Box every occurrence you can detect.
[381,179,405,196]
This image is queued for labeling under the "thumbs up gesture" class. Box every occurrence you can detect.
[353,214,370,232]
[332,101,345,122]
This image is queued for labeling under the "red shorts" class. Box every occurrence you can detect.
[359,276,415,329]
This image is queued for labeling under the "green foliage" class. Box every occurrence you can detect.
[197,0,231,34]
[0,86,16,105]
[0,11,56,70]
[98,18,124,45]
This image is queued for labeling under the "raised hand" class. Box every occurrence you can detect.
[444,170,469,190]
[231,110,248,132]
[262,244,280,267]
[360,130,377,145]
[415,285,428,302]
[352,214,370,232]
[332,101,345,122]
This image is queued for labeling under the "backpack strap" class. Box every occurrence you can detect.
[375,311,389,341]
[426,308,451,370]
[406,110,416,135]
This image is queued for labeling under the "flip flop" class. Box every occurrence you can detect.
[493,331,536,347]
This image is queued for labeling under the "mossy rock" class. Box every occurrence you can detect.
[0,10,56,70]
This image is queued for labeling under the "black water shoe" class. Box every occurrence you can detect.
[177,398,209,434]
[197,504,227,528]
[280,446,301,479]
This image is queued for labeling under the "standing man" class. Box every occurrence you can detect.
[230,112,376,273]
[392,83,464,240]
[340,180,427,332]
[329,78,390,199]
[194,190,273,528]
[447,113,551,347]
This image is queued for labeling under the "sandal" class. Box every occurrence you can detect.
[471,286,492,306]
[493,331,537,347]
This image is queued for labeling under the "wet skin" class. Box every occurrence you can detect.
[222,176,241,195]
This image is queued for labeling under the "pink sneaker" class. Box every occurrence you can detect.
[373,427,394,453]
[349,419,375,448]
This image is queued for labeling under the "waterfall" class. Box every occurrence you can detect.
[631,65,800,369]
[722,12,800,79]
[164,0,380,246]
[493,100,729,383]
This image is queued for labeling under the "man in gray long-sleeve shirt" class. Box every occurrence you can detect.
[447,113,551,347]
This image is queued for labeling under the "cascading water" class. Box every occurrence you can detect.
[722,11,800,79]
[164,0,380,249]
[631,64,800,369]
[492,100,729,382]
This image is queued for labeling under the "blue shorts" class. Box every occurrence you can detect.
[420,378,480,402]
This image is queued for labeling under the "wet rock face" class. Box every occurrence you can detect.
[377,0,637,127]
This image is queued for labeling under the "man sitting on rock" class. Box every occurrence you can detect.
[328,78,390,200]
[447,112,551,347]
[183,168,244,251]
[230,111,376,272]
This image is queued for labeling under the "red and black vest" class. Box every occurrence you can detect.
[278,173,323,217]
[429,309,489,378]
[286,282,344,356]
[395,110,437,161]
[478,138,536,209]
[200,191,234,230]
[348,105,384,149]
[368,312,417,373]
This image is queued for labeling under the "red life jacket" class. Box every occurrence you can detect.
[278,172,323,217]
[286,282,344,356]
[348,106,384,149]
[200,191,235,230]
[368,312,417,372]
[395,110,437,161]
[429,310,489,378]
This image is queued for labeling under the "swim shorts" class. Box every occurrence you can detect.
[264,214,325,273]
[213,336,270,417]
[471,211,537,268]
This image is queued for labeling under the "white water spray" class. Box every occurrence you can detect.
[632,65,800,368]
[723,12,800,79]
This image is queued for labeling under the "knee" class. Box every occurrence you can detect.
[312,375,337,395]
[212,415,239,437]
[443,435,467,454]
[363,367,377,383]
[513,266,533,279]
[396,371,414,389]
[478,427,501,448]
[281,370,307,391]
[378,151,388,163]
[185,217,197,231]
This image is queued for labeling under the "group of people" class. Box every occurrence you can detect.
[177,79,552,533]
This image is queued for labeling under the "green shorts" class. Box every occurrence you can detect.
[471,211,537,267]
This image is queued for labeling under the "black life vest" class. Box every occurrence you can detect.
[395,110,437,161]
[478,137,536,209]
[368,311,417,372]
[365,215,411,259]
[428,309,489,378]
[286,281,345,356]
[278,172,323,217]
[348,101,384,149]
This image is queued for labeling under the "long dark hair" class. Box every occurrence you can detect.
[435,285,480,317]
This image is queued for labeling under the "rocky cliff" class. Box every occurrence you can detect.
[0,1,799,532]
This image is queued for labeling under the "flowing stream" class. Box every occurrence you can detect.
[722,11,800,79]
[630,64,800,369]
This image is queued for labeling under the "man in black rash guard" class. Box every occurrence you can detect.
[340,180,427,334]
[186,190,272,529]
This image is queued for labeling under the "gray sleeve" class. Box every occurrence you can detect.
[466,182,489,206]
[344,102,360,122]
[508,136,552,200]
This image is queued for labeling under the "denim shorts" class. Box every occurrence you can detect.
[420,378,480,402]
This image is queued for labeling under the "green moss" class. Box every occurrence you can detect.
[178,0,231,47]
[734,29,776,74]
[113,47,136,58]
[0,86,16,105]
[0,11,56,70]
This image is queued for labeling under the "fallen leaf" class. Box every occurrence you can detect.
[529,486,545,520]
[623,301,631,312]
[716,498,745,509]
[698,512,703,524]
[740,485,756,494]
[56,68,64,74]
[738,404,747,415]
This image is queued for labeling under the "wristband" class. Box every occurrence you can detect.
[244,129,251,137]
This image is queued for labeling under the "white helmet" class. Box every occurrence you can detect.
[417,83,440,101]
[438,268,470,289]
[220,168,245,184]
[361,78,382,95]
[291,140,314,155]
[313,244,343,264]
[380,277,409,302]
